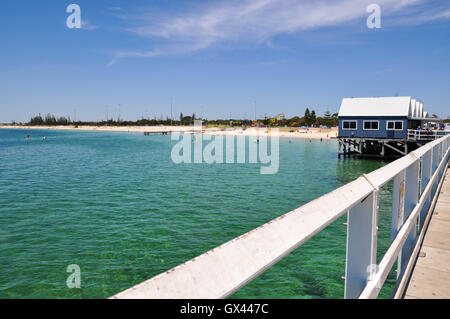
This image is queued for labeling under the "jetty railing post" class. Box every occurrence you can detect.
[439,140,447,179]
[431,144,441,197]
[398,160,419,277]
[344,190,378,299]
[438,144,442,175]
[432,144,439,172]
[419,150,432,230]
[438,142,442,166]
[391,170,406,243]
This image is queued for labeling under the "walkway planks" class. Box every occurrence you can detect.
[405,167,450,299]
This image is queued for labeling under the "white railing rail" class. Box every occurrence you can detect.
[407,129,449,141]
[111,135,450,299]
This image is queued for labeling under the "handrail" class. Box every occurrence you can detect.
[359,145,449,298]
[111,135,450,299]
[407,129,449,141]
[393,157,448,298]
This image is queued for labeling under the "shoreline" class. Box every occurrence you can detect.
[0,125,338,140]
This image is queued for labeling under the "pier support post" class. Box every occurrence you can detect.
[345,191,378,299]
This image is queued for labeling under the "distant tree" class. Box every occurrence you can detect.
[268,118,276,126]
[328,112,339,127]
[29,114,44,125]
[298,117,307,127]
[324,109,331,119]
[56,116,68,125]
[304,108,311,126]
[310,110,316,126]
[181,116,192,125]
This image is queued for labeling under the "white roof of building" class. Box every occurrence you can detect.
[338,96,426,118]
[410,98,416,117]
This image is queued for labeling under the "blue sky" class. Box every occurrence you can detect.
[0,0,449,123]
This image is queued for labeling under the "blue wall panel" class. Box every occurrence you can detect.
[338,116,408,139]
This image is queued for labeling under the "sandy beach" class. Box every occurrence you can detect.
[0,125,338,140]
[203,126,338,140]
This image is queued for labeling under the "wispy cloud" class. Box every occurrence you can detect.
[81,20,99,30]
[108,0,449,65]
[390,6,450,25]
[107,6,129,20]
[249,59,288,67]
[108,7,123,11]
[373,67,396,76]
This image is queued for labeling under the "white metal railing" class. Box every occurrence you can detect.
[111,135,450,299]
[407,129,449,141]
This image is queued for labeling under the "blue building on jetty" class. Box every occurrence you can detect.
[337,96,431,157]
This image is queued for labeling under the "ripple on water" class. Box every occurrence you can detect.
[0,129,395,298]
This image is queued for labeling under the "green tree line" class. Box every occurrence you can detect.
[26,109,338,127]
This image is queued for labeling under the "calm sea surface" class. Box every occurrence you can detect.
[0,128,397,298]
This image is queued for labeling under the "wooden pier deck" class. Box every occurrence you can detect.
[405,166,450,299]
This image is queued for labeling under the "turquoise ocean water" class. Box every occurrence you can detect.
[0,128,397,298]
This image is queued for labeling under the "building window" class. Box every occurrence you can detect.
[387,120,403,131]
[342,120,357,130]
[363,121,379,130]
